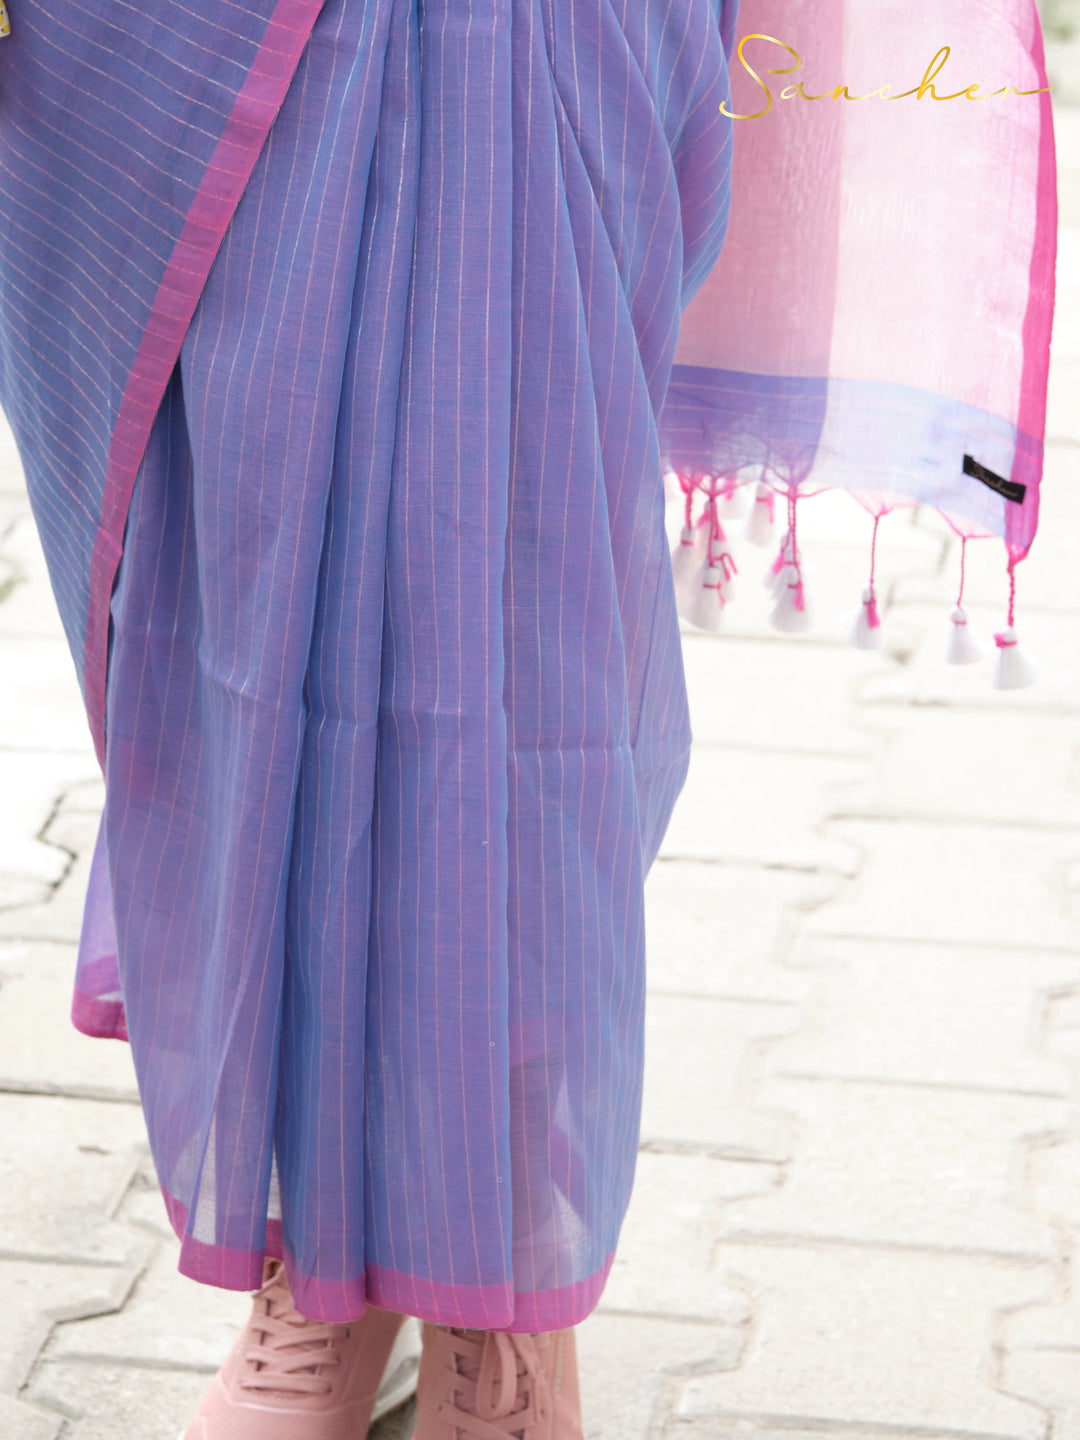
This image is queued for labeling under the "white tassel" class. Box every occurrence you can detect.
[686,563,727,632]
[744,482,777,548]
[848,586,883,651]
[671,523,708,618]
[769,565,812,634]
[717,486,746,521]
[992,627,1041,690]
[945,606,985,666]
[672,523,706,586]
[765,533,794,597]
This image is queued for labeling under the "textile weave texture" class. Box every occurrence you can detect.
[0,0,1054,1331]
[0,0,735,1326]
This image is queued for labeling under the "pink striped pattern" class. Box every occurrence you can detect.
[665,0,1056,565]
[44,0,734,1327]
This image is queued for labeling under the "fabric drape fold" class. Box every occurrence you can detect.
[0,0,1057,1330]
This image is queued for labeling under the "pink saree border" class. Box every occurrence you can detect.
[82,0,328,768]
[162,1187,616,1330]
[71,983,128,1042]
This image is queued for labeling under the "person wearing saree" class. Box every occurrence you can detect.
[0,0,1055,1433]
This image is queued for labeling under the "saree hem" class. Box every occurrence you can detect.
[71,990,129,1043]
[164,1186,616,1329]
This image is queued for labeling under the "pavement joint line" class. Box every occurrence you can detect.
[684,741,880,762]
[712,1232,1058,1267]
[1005,1343,1080,1356]
[637,1140,785,1164]
[19,1392,82,1424]
[0,1081,141,1104]
[0,834,80,910]
[653,1378,686,1440]
[0,745,98,757]
[804,933,1080,958]
[0,1251,135,1269]
[822,810,1080,836]
[765,1072,1072,1102]
[647,990,812,1008]
[0,932,82,947]
[30,1250,150,1368]
[851,693,1080,719]
[36,788,78,849]
[103,1146,153,1225]
[34,1352,219,1376]
[988,1304,1061,1430]
[654,855,855,878]
[13,1261,144,1403]
[671,1411,1046,1440]
[648,993,800,1012]
[593,1305,749,1332]
[679,632,870,652]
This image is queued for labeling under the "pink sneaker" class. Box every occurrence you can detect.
[181,1259,415,1440]
[411,1323,584,1440]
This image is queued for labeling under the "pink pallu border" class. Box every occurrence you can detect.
[1010,9,1059,559]
[81,0,328,768]
[162,1189,615,1330]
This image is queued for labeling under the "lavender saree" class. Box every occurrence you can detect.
[0,0,735,1327]
[0,0,1055,1331]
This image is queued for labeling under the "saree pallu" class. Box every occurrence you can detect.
[664,0,1056,640]
[0,0,1055,1328]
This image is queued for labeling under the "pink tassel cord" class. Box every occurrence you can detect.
[665,470,1040,687]
[849,513,883,651]
[766,529,794,596]
[769,491,811,635]
[671,474,744,632]
[704,477,738,601]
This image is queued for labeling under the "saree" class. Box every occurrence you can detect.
[663,1,1057,660]
[0,0,1055,1328]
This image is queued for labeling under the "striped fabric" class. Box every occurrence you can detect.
[1,0,1054,1332]
[663,0,1056,568]
[1,0,734,1326]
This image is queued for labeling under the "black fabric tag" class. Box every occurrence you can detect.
[963,454,1027,505]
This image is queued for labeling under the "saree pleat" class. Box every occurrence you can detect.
[73,0,735,1327]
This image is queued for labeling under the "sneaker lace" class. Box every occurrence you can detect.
[435,1328,549,1440]
[240,1263,352,1398]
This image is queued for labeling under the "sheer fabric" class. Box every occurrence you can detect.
[663,0,1056,576]
[1,0,733,1325]
[0,0,1055,1328]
